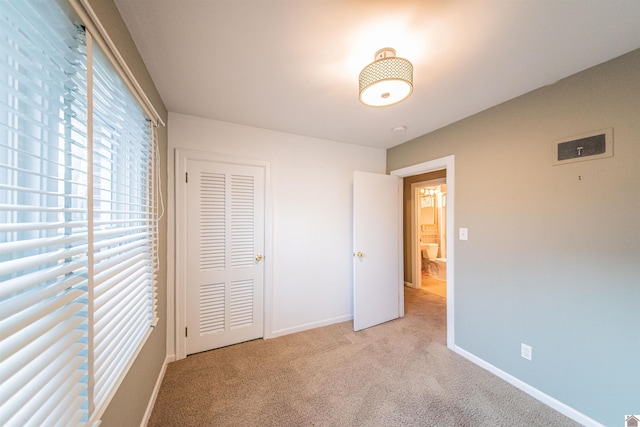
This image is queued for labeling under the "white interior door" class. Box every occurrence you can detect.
[186,159,264,355]
[353,171,401,331]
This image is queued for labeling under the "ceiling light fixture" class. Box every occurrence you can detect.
[359,48,413,107]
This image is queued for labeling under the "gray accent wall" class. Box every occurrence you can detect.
[387,49,640,426]
[87,1,169,426]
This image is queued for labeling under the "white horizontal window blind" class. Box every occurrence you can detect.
[0,1,89,425]
[91,43,155,412]
[0,0,158,424]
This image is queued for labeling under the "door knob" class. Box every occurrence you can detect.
[255,254,263,261]
[354,251,364,258]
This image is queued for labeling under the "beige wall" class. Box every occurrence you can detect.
[388,49,640,426]
[87,1,169,426]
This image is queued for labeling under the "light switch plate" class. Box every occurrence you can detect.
[459,228,468,240]
[521,343,532,361]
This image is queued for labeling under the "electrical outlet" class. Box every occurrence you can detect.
[521,343,532,361]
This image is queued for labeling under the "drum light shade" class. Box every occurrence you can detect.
[359,48,413,107]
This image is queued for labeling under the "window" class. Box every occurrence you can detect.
[0,0,159,424]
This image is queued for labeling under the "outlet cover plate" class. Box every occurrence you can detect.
[521,343,532,361]
[459,228,468,241]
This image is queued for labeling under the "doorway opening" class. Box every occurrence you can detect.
[391,155,454,349]
[412,178,446,298]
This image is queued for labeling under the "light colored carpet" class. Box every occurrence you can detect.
[149,287,579,426]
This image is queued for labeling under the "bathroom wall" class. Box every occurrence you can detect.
[436,185,446,258]
[402,170,445,284]
[418,184,445,254]
[387,49,640,426]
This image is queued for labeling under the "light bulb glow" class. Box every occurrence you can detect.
[360,79,412,107]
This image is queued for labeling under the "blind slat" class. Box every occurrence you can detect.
[95,273,149,335]
[0,220,87,233]
[94,228,149,241]
[0,245,87,278]
[93,323,149,410]
[94,249,148,279]
[94,245,149,268]
[45,384,87,427]
[95,315,148,387]
[2,349,84,426]
[0,233,87,256]
[0,287,85,340]
[95,290,149,368]
[0,261,87,300]
[0,204,87,213]
[0,321,84,398]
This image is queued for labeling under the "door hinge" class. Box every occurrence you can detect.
[185,327,188,337]
[185,172,188,183]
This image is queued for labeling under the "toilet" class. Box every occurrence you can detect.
[420,243,439,276]
[421,244,446,280]
[420,243,438,260]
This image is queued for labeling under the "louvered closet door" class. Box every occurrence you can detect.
[186,160,264,355]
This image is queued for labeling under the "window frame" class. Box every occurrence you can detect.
[0,0,164,423]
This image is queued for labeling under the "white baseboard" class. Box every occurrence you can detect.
[270,314,352,338]
[140,355,171,427]
[404,281,419,289]
[453,346,604,427]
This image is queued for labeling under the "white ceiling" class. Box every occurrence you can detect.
[114,0,640,150]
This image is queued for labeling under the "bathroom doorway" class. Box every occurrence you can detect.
[391,155,454,349]
[401,169,447,294]
[412,179,446,297]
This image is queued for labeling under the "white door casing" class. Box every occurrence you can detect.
[353,171,402,331]
[391,155,455,349]
[175,149,271,359]
[185,160,264,354]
